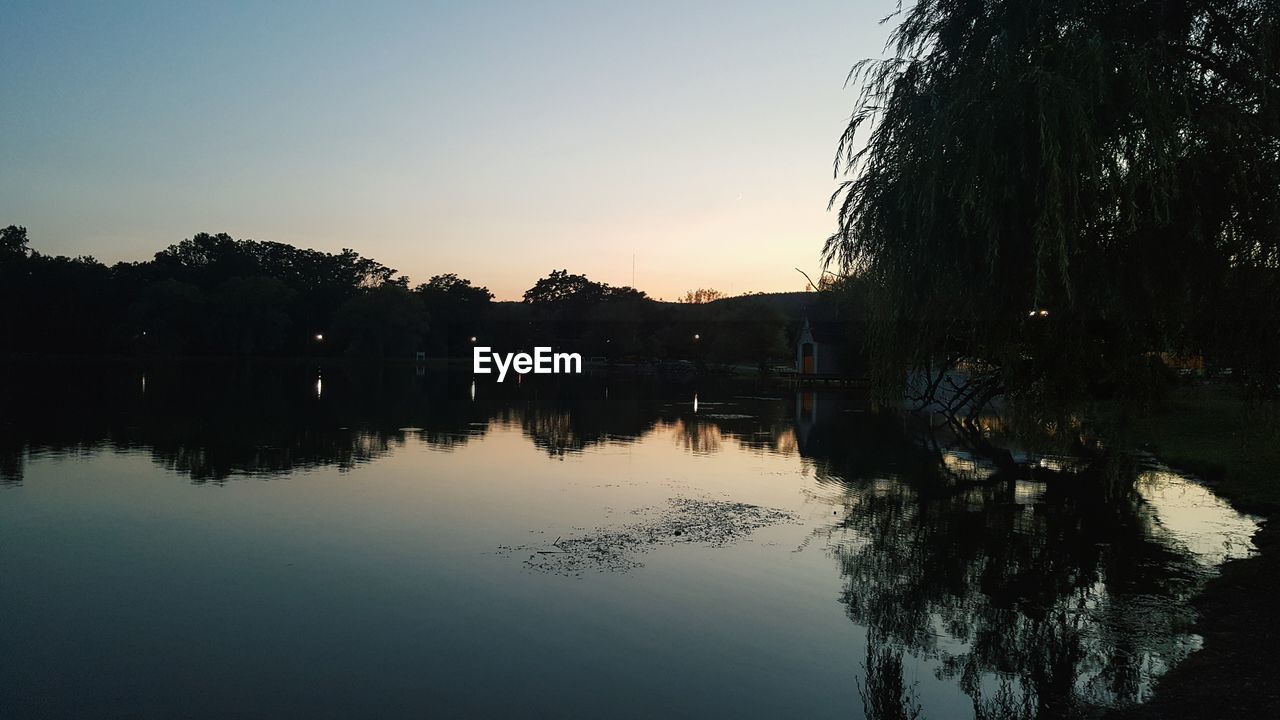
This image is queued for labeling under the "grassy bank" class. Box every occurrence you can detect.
[1131,382,1280,510]
[1114,382,1279,718]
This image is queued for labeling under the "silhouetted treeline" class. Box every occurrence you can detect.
[0,226,810,365]
[0,226,435,357]
[486,268,796,367]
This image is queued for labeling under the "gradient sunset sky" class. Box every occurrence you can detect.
[2,1,896,300]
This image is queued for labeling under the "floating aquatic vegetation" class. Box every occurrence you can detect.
[500,498,800,576]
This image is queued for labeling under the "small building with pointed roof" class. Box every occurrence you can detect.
[795,315,849,376]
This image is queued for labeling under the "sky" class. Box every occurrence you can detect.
[1,0,898,300]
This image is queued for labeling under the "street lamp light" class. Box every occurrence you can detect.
[314,333,324,341]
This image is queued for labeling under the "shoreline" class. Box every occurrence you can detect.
[1111,383,1279,718]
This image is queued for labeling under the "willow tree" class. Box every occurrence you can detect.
[825,0,1280,439]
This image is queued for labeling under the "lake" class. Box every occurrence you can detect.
[0,363,1258,719]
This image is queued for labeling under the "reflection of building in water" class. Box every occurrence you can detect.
[794,390,843,455]
[795,390,816,448]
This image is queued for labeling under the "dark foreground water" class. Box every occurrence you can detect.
[0,363,1258,719]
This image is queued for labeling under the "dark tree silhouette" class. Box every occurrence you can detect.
[522,269,609,305]
[0,225,30,259]
[0,230,418,357]
[825,0,1280,431]
[414,274,493,357]
[332,284,428,358]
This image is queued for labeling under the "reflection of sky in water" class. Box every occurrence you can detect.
[0,375,1260,719]
[1136,465,1259,566]
[4,422,880,718]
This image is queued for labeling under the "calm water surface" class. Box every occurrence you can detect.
[0,364,1258,719]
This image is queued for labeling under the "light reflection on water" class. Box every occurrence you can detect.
[0,365,1259,719]
[1136,463,1259,566]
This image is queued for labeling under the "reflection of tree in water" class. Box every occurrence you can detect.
[510,409,590,457]
[652,415,800,458]
[859,637,924,720]
[500,382,799,459]
[0,366,802,481]
[147,430,395,482]
[668,418,724,454]
[498,380,668,457]
[807,415,1212,717]
[0,363,496,483]
[0,437,24,486]
[668,394,799,458]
